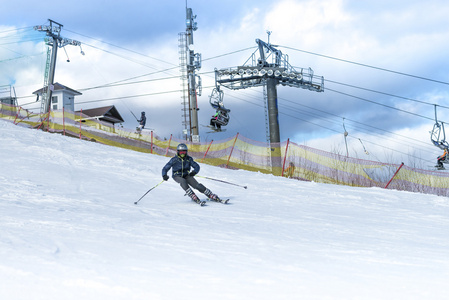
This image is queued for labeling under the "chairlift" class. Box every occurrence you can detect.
[209,87,231,127]
[430,105,449,150]
[213,110,230,127]
[209,87,225,110]
[430,122,449,150]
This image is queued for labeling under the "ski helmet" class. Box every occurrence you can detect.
[177,143,188,157]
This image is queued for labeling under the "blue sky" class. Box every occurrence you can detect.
[1,0,449,165]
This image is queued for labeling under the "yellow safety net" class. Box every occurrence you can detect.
[2,103,449,197]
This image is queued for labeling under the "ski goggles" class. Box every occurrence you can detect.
[178,150,187,155]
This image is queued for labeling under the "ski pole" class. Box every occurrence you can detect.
[196,175,247,189]
[134,180,165,205]
[130,111,139,121]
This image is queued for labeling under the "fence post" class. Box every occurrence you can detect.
[63,108,66,136]
[281,138,290,177]
[150,131,153,154]
[384,162,404,189]
[201,139,214,163]
[226,133,239,168]
[165,134,172,157]
[79,109,82,139]
[37,114,46,130]
[46,111,50,132]
[13,107,22,125]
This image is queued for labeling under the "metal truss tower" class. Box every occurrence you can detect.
[178,32,190,141]
[213,39,324,175]
[179,7,202,142]
[34,19,83,116]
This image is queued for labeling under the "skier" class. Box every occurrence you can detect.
[136,111,146,132]
[436,147,448,170]
[162,143,222,204]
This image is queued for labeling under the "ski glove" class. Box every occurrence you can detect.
[163,175,169,181]
[189,171,197,177]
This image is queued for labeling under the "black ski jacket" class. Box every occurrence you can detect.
[162,155,200,178]
[138,115,146,127]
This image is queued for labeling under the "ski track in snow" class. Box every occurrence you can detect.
[1,120,449,300]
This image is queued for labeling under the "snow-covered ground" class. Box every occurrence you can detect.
[1,120,448,300]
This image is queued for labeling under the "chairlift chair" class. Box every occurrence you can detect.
[430,121,449,150]
[431,121,449,167]
[209,88,224,110]
[431,105,449,150]
[209,87,231,127]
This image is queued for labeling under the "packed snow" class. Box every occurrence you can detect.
[1,120,448,300]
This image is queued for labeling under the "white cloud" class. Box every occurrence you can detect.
[2,1,449,164]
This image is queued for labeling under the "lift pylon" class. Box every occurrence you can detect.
[213,38,324,174]
[34,19,83,116]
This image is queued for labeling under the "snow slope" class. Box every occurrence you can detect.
[1,120,448,300]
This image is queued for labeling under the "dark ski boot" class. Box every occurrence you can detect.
[186,188,205,206]
[204,188,224,203]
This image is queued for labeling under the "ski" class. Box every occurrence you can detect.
[192,199,207,206]
[428,165,446,170]
[208,198,230,204]
[206,129,226,134]
[201,125,216,129]
[135,128,155,134]
[202,124,226,133]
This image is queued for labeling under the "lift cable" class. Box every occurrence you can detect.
[214,85,435,157]
[66,28,256,68]
[231,88,434,153]
[0,53,44,64]
[78,75,181,92]
[0,38,43,46]
[75,89,183,105]
[325,79,449,110]
[326,87,434,122]
[0,26,34,35]
[277,95,432,147]
[224,90,435,163]
[281,45,449,86]
[230,86,435,147]
[202,47,257,62]
[65,29,178,67]
[276,100,430,151]
[80,70,213,92]
[277,104,435,156]
[81,41,175,71]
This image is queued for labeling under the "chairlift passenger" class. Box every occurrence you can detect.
[436,147,448,170]
[210,110,222,131]
[136,111,146,132]
[208,87,230,131]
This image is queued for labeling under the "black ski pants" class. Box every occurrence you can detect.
[173,175,206,193]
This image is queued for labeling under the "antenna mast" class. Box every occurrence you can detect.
[179,8,202,142]
[180,7,201,142]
